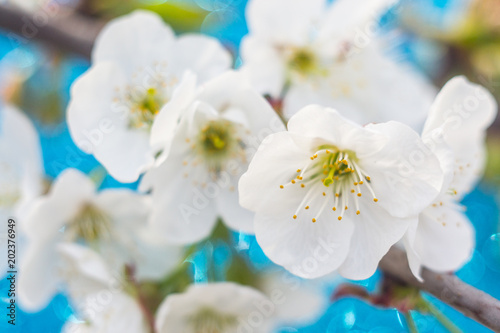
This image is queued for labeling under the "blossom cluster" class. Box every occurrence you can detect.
[1,0,497,332]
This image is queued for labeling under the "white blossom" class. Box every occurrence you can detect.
[155,282,274,333]
[67,10,232,183]
[404,76,498,278]
[19,168,181,310]
[140,71,285,244]
[239,105,444,279]
[241,0,436,127]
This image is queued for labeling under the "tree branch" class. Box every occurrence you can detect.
[1,4,500,332]
[0,4,102,59]
[380,247,500,332]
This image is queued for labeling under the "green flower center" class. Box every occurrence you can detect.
[288,49,317,74]
[128,87,166,130]
[70,203,110,242]
[193,119,245,173]
[189,307,237,333]
[279,146,379,222]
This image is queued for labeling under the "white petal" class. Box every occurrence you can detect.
[260,270,326,325]
[363,121,444,218]
[423,76,498,196]
[287,105,388,155]
[19,239,60,311]
[215,178,255,234]
[0,104,43,219]
[402,219,424,281]
[141,142,218,245]
[245,0,326,45]
[68,62,154,183]
[318,0,397,44]
[339,202,415,280]
[412,201,474,272]
[240,36,287,97]
[255,211,354,279]
[171,34,232,83]
[239,132,312,213]
[92,10,176,76]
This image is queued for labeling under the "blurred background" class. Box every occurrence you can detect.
[0,0,499,332]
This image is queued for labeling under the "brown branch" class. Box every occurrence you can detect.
[0,3,103,59]
[1,3,500,332]
[380,247,500,332]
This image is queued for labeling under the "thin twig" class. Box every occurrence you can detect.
[380,247,500,332]
[0,4,103,59]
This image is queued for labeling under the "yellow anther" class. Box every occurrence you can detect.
[301,184,305,188]
[357,193,361,197]
[338,216,342,220]
[356,210,360,215]
[297,176,303,180]
[297,169,301,173]
[280,185,284,189]
[326,150,330,154]
[183,161,188,166]
[305,206,309,210]
[351,189,355,193]
[291,180,296,184]
[335,193,339,197]
[359,181,363,185]
[314,154,318,158]
[310,157,314,160]
[366,176,371,181]
[373,198,378,202]
[293,215,297,219]
[332,207,336,211]
[353,182,358,186]
[345,206,348,210]
[312,218,316,223]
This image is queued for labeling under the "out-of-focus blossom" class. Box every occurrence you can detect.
[155,282,274,333]
[240,0,436,128]
[258,269,327,329]
[140,71,285,245]
[404,76,498,278]
[239,106,444,279]
[67,10,232,183]
[0,104,43,273]
[0,104,43,220]
[19,168,181,310]
[58,243,148,333]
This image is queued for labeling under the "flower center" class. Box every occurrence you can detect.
[285,47,327,79]
[189,307,237,333]
[70,203,111,242]
[188,119,246,173]
[127,87,167,130]
[280,146,379,222]
[114,65,178,130]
